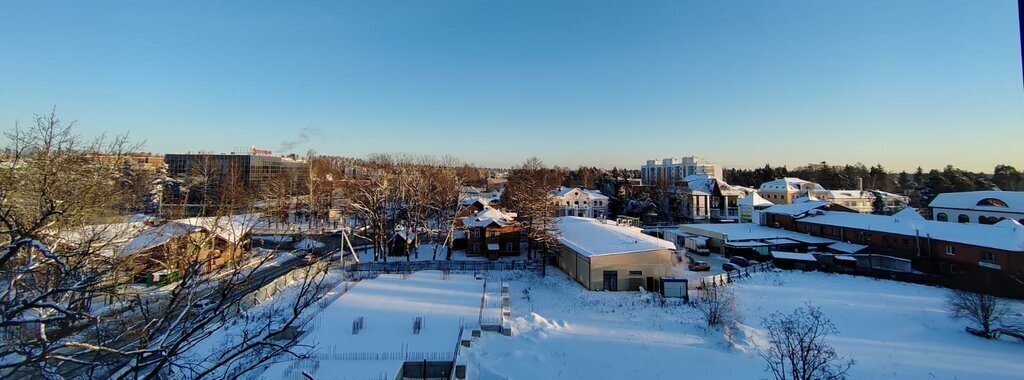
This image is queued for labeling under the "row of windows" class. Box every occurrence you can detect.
[935,213,1024,225]
[563,200,605,207]
[944,245,997,263]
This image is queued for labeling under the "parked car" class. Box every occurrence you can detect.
[688,260,711,271]
[191,299,216,316]
[748,259,761,266]
[729,256,750,267]
[722,263,740,272]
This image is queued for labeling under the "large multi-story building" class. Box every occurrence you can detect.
[164,147,308,205]
[641,156,722,185]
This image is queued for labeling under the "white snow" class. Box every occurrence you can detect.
[555,216,676,257]
[677,223,838,245]
[262,271,485,379]
[800,210,1024,252]
[770,251,817,261]
[294,238,325,251]
[828,241,867,254]
[466,269,1024,379]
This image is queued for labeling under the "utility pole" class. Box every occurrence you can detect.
[1019,0,1023,92]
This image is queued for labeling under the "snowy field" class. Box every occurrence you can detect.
[466,269,1024,379]
[262,271,485,379]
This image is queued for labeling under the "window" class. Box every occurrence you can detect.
[976,198,1008,207]
[506,243,513,252]
[945,245,955,256]
[957,214,969,223]
[936,212,948,222]
[628,271,643,276]
[982,252,996,263]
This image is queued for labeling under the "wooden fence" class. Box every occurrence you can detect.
[697,261,775,289]
[345,260,543,273]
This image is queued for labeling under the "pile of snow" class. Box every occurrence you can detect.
[466,270,1024,379]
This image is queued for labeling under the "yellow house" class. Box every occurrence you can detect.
[554,217,675,291]
[757,177,829,204]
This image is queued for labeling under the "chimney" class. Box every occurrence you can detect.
[857,178,863,191]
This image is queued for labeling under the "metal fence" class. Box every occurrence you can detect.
[345,260,543,273]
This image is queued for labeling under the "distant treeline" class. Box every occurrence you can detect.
[724,163,1023,207]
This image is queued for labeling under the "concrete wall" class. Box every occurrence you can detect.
[590,250,673,291]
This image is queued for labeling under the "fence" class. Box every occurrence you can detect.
[345,260,542,273]
[697,261,775,289]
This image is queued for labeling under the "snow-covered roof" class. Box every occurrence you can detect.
[928,191,1024,213]
[759,177,823,191]
[176,214,260,244]
[551,187,609,200]
[677,223,838,245]
[118,222,202,257]
[738,192,773,207]
[771,251,818,261]
[556,217,675,257]
[762,200,829,217]
[462,205,516,228]
[800,209,1024,252]
[828,241,867,254]
[827,190,873,200]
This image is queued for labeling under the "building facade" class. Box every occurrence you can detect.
[671,175,744,221]
[551,187,610,219]
[164,150,309,205]
[641,156,723,185]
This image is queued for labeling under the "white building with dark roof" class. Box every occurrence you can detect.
[928,191,1024,225]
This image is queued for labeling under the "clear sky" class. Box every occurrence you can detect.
[1,0,1021,172]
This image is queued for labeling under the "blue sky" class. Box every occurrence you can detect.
[0,0,1021,171]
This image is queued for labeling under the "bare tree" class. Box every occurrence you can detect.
[340,154,393,261]
[505,157,561,265]
[0,110,335,379]
[947,289,1011,339]
[691,285,738,328]
[757,303,854,380]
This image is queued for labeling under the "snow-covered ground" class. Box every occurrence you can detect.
[466,269,1024,379]
[261,271,486,379]
[353,243,522,262]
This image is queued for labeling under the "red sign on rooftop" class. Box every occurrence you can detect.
[251,146,272,156]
